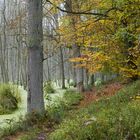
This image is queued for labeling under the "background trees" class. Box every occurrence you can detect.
[0,0,139,113]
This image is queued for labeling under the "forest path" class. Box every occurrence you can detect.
[79,82,123,108]
[2,82,123,140]
[34,82,123,140]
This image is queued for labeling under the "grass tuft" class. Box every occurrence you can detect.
[0,83,21,115]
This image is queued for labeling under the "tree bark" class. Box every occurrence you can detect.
[73,45,84,92]
[59,46,66,89]
[27,0,45,114]
[65,0,84,92]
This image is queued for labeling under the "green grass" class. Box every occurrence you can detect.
[48,81,140,140]
[46,89,83,123]
[0,112,47,139]
[44,81,55,97]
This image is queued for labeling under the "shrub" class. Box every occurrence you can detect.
[63,90,83,107]
[69,81,76,87]
[0,83,21,115]
[94,78,102,87]
[44,81,55,96]
[46,89,83,122]
[47,102,66,123]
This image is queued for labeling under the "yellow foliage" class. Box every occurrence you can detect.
[54,0,140,79]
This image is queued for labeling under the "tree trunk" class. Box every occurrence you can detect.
[89,74,94,86]
[84,69,89,90]
[27,0,45,114]
[73,46,84,92]
[64,0,84,92]
[59,46,66,89]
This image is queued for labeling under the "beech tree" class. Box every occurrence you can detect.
[27,0,45,113]
[64,0,84,92]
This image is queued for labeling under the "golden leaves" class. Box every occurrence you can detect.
[55,0,140,78]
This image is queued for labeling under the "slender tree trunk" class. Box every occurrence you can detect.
[84,69,89,89]
[27,0,44,114]
[59,46,65,89]
[89,74,94,86]
[1,0,9,83]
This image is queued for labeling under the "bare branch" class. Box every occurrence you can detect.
[46,0,108,17]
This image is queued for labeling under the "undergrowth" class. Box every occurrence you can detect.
[48,81,140,140]
[2,81,140,140]
[0,89,83,140]
[0,83,21,115]
[44,81,55,96]
[46,89,83,123]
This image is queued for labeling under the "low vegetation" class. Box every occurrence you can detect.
[0,83,21,115]
[1,81,140,140]
[0,89,83,139]
[47,89,83,122]
[48,81,140,140]
[44,81,55,96]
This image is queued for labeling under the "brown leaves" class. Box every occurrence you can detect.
[78,83,123,108]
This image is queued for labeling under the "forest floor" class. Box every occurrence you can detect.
[79,82,123,108]
[3,82,123,140]
[0,85,68,129]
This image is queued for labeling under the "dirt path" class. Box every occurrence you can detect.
[79,82,123,107]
